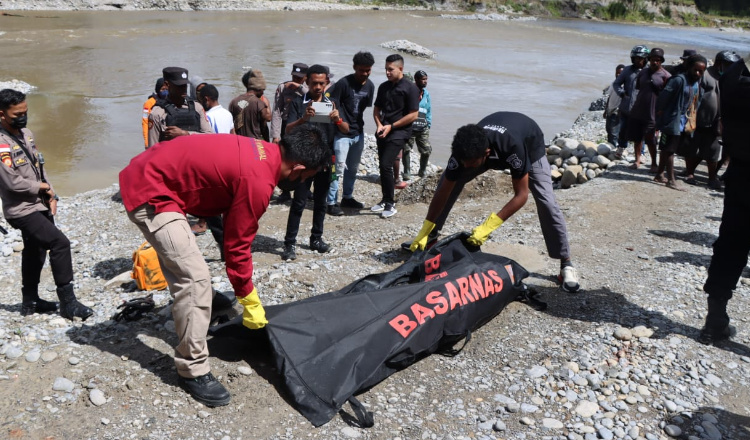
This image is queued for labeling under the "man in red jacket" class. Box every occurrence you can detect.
[119,126,328,407]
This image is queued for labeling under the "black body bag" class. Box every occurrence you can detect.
[212,233,529,427]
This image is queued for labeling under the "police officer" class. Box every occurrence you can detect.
[147,67,212,148]
[0,89,93,320]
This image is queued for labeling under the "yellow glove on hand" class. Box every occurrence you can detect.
[238,288,268,330]
[467,213,504,247]
[410,220,436,252]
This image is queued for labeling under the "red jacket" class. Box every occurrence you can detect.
[119,134,281,298]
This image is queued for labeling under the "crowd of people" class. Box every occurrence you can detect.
[0,47,748,407]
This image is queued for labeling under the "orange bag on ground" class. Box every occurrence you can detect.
[132,242,167,291]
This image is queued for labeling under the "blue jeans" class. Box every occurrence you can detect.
[327,133,364,205]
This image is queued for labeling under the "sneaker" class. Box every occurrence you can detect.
[371,201,385,212]
[211,290,237,310]
[326,204,344,216]
[340,197,365,209]
[698,324,737,345]
[395,181,409,190]
[281,244,297,261]
[177,372,231,407]
[309,238,331,253]
[558,266,580,293]
[381,203,397,218]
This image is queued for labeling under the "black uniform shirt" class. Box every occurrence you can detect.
[444,112,547,181]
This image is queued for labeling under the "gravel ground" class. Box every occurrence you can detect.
[1,113,749,439]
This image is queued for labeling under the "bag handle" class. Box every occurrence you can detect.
[439,331,472,357]
[341,396,374,428]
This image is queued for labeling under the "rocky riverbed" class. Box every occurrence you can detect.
[1,109,749,439]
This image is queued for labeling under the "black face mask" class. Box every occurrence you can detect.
[9,114,27,129]
[277,175,302,192]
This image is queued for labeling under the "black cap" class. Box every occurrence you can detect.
[163,67,189,86]
[680,49,697,60]
[291,63,308,78]
[649,48,665,61]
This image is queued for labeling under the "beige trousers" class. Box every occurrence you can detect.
[128,204,212,378]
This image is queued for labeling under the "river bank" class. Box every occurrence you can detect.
[1,101,749,439]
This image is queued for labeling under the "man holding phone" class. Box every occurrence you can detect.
[372,54,420,218]
[281,64,349,261]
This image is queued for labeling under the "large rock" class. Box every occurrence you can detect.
[553,157,563,168]
[577,172,588,184]
[380,40,436,58]
[574,149,586,158]
[555,137,579,152]
[579,140,597,150]
[561,165,583,189]
[585,169,596,180]
[550,170,562,181]
[597,143,613,155]
[585,146,598,158]
[560,149,573,160]
[547,145,562,155]
[594,155,611,167]
[566,156,579,166]
[547,154,560,165]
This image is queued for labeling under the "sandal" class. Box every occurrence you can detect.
[685,176,697,185]
[653,175,667,184]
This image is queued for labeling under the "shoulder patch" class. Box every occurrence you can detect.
[1,153,11,168]
[447,157,459,170]
[506,153,522,170]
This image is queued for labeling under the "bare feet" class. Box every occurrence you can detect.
[629,163,640,170]
[666,180,685,191]
[653,175,667,183]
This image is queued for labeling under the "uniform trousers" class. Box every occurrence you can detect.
[7,210,73,289]
[127,204,212,379]
[704,160,750,302]
[433,156,571,260]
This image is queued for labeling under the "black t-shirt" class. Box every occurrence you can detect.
[330,74,375,138]
[444,112,547,181]
[287,92,337,152]
[374,77,420,141]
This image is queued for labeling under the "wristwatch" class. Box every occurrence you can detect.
[52,195,59,201]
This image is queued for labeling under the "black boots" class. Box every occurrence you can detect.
[418,154,430,178]
[56,284,94,321]
[177,372,231,407]
[21,286,58,316]
[698,297,736,345]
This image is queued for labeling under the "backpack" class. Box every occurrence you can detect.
[131,242,167,291]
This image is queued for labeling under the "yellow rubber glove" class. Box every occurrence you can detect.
[467,213,504,247]
[238,288,268,330]
[410,220,436,252]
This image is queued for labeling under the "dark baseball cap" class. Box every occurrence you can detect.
[291,63,308,78]
[163,67,189,85]
[680,49,697,60]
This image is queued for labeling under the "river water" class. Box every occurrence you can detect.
[1,10,748,194]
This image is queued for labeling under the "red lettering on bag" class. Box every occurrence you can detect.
[445,281,463,310]
[424,254,442,274]
[425,271,447,282]
[504,264,515,284]
[469,273,486,299]
[426,290,448,314]
[389,314,418,338]
[411,303,436,324]
[458,276,476,304]
[488,269,504,291]
[483,273,495,296]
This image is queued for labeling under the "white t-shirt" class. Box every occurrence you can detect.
[207,105,234,134]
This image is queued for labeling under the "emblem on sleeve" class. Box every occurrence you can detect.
[506,154,522,169]
[447,157,459,170]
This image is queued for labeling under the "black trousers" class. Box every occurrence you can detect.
[377,137,406,205]
[704,160,750,302]
[284,170,330,246]
[7,210,73,289]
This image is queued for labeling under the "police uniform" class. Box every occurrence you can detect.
[0,127,76,309]
[147,67,213,148]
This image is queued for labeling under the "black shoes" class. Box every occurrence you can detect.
[310,238,330,253]
[340,197,365,209]
[211,290,237,310]
[282,244,297,261]
[698,324,737,345]
[21,298,58,316]
[56,284,93,321]
[177,372,231,407]
[327,204,344,216]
